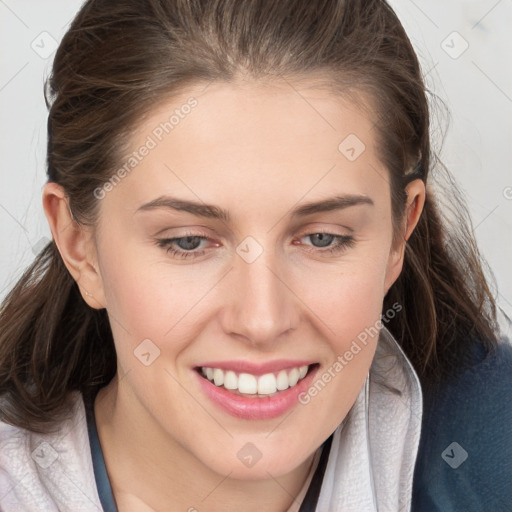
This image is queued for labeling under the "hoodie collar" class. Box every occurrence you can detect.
[316,326,423,511]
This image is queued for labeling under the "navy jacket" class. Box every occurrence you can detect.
[412,330,512,512]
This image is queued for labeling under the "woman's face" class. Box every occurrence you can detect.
[90,79,411,479]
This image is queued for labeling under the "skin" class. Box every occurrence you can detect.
[43,78,425,512]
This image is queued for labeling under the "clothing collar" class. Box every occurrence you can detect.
[316,325,423,511]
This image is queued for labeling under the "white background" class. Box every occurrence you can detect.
[1,0,511,318]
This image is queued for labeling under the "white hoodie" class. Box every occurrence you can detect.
[0,326,422,511]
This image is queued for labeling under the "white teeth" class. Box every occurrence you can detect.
[213,368,224,386]
[288,368,300,387]
[276,370,289,391]
[257,373,277,394]
[224,370,238,390]
[201,364,310,396]
[238,373,258,394]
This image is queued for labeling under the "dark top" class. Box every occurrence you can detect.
[84,399,332,511]
[411,334,512,512]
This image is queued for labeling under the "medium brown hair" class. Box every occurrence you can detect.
[0,0,499,433]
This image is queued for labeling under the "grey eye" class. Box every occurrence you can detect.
[308,233,335,248]
[175,236,203,251]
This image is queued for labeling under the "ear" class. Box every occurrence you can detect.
[383,178,426,294]
[42,182,107,309]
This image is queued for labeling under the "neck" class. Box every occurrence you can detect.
[94,375,318,512]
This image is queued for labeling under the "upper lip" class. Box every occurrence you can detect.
[194,359,316,376]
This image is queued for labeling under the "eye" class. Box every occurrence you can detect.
[172,235,203,251]
[308,233,334,248]
[155,230,356,260]
[156,233,214,260]
[297,232,355,255]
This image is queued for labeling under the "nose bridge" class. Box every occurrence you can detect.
[224,239,299,345]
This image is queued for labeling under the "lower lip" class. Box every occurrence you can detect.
[195,365,319,420]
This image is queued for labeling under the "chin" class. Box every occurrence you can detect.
[196,439,312,481]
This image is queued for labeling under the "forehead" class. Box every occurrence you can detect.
[103,79,389,220]
[132,78,377,153]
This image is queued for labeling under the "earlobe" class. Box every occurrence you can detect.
[42,182,106,309]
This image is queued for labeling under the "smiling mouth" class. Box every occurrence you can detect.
[195,364,318,398]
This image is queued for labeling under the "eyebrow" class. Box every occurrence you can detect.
[135,194,374,222]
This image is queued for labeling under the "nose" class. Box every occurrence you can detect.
[219,242,300,348]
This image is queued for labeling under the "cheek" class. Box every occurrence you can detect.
[312,276,383,402]
[294,265,386,432]
[295,252,388,349]
[96,239,181,341]
[97,237,224,367]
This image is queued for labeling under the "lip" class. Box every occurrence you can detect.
[194,359,315,376]
[194,363,319,420]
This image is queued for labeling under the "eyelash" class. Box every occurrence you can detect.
[156,231,356,260]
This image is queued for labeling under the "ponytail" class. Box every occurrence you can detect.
[0,240,116,433]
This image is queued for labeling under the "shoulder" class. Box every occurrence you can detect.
[412,332,512,512]
[0,391,101,511]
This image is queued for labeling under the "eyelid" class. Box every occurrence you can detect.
[153,224,219,237]
[294,224,353,238]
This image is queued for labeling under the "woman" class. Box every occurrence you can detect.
[1,0,510,511]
